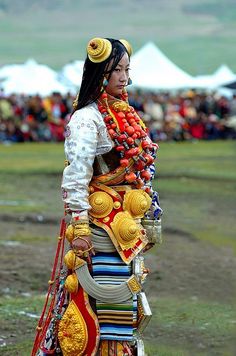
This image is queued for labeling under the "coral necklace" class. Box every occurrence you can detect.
[97,91,158,188]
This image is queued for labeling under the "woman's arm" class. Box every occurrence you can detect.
[61,108,98,218]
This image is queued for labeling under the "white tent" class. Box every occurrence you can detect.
[60,60,84,87]
[130,42,194,90]
[0,64,22,80]
[0,59,74,96]
[192,65,235,89]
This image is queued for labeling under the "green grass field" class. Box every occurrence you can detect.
[0,0,236,74]
[1,140,236,252]
[0,140,236,355]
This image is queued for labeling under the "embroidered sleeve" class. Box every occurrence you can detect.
[61,109,98,215]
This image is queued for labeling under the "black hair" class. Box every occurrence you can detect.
[73,38,129,111]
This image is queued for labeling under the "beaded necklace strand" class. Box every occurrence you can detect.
[97,91,158,191]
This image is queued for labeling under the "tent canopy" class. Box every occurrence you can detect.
[60,60,84,87]
[0,59,74,96]
[130,42,194,90]
[192,65,235,89]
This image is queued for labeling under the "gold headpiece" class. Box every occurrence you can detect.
[87,38,112,63]
[119,39,133,56]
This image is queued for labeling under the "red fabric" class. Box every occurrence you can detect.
[190,123,205,139]
[72,288,100,355]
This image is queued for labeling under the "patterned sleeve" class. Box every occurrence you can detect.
[61,108,98,216]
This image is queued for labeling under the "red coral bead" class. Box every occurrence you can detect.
[111,123,117,129]
[101,93,107,99]
[128,118,136,125]
[133,125,142,132]
[140,130,146,138]
[117,112,126,119]
[104,116,111,123]
[116,145,125,152]
[125,147,139,158]
[134,160,145,171]
[126,113,134,120]
[144,154,154,165]
[120,158,129,167]
[125,126,135,136]
[117,134,127,143]
[125,172,137,183]
[132,133,138,140]
[108,129,115,136]
[141,140,150,149]
[126,137,134,145]
[140,170,151,181]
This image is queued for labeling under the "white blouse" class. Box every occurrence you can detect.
[61,102,113,216]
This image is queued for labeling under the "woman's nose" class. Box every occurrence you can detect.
[120,71,128,83]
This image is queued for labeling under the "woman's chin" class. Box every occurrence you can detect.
[106,88,123,97]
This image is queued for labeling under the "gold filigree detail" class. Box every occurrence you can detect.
[123,189,152,219]
[127,275,142,294]
[103,216,110,223]
[58,300,88,355]
[89,191,113,218]
[111,101,130,112]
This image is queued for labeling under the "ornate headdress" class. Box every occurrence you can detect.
[119,39,133,56]
[87,37,132,63]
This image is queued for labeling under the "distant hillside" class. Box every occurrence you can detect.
[0,0,235,75]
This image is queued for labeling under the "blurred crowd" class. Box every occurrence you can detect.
[1,89,236,143]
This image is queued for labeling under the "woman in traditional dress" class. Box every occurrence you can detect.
[32,37,162,356]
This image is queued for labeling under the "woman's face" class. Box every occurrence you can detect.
[105,52,130,97]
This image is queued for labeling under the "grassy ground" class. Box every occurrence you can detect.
[0,141,236,355]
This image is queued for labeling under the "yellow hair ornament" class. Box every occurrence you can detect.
[119,39,133,56]
[87,37,112,63]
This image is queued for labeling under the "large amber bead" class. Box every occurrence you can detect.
[64,250,76,270]
[65,273,79,293]
[65,224,74,243]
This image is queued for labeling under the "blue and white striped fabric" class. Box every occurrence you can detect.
[91,251,137,341]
